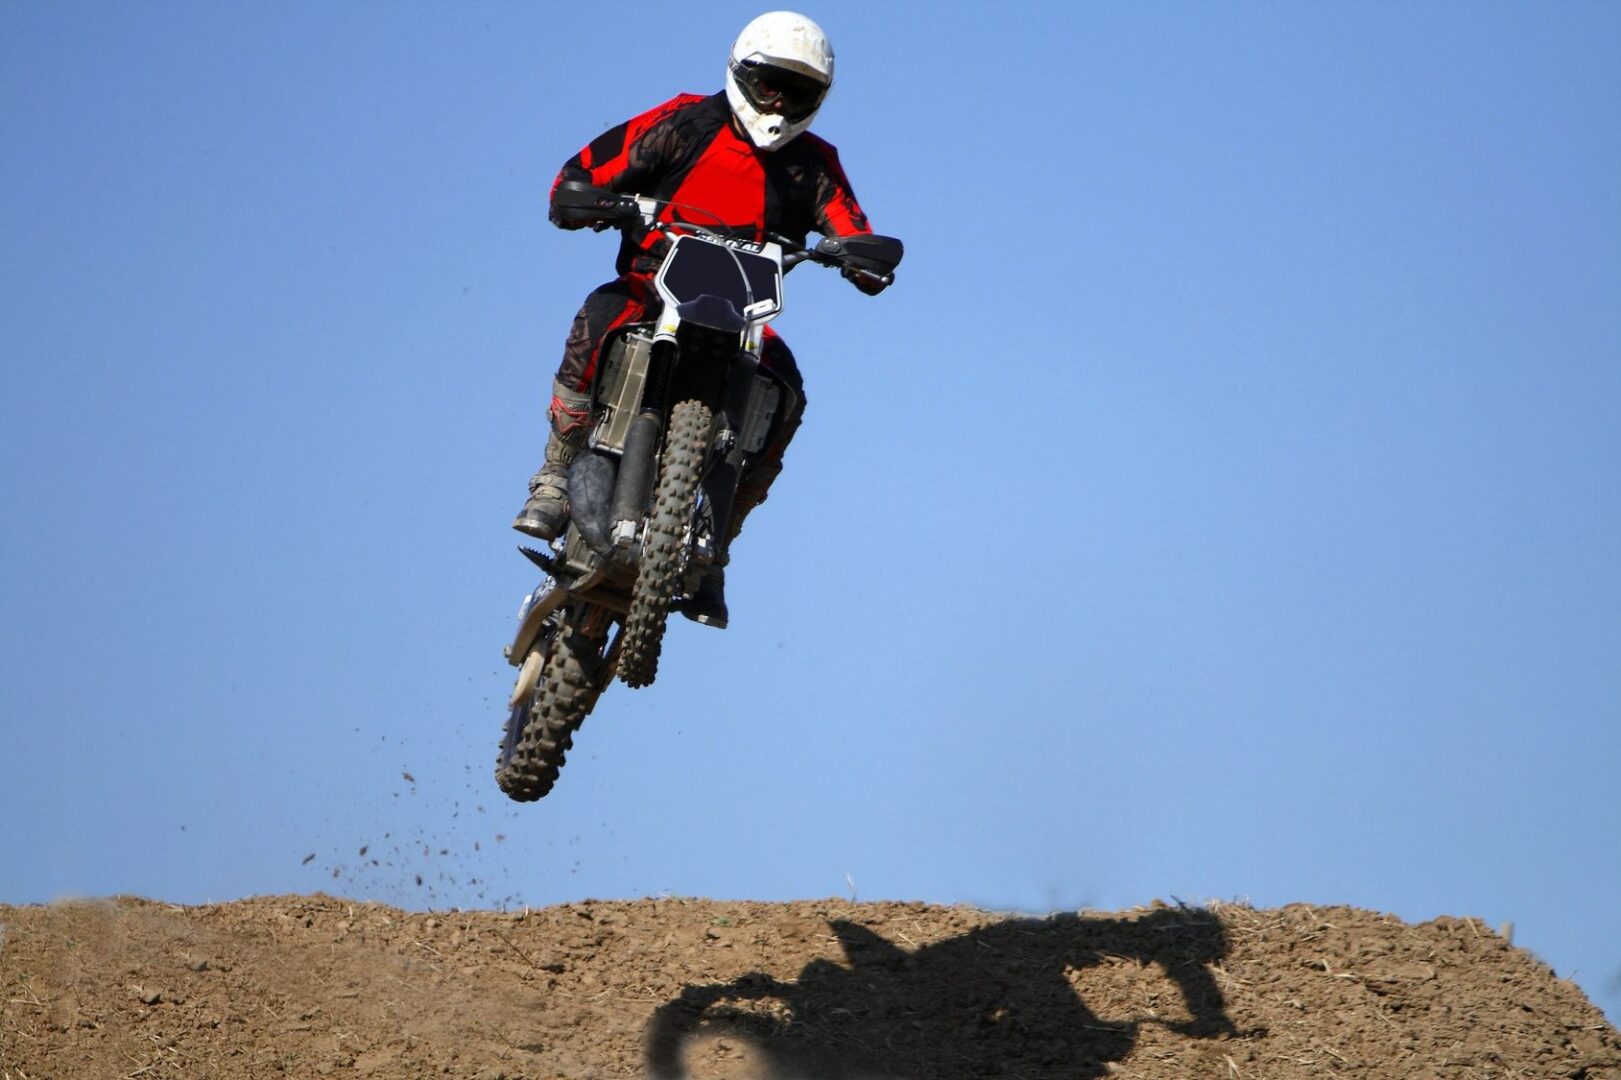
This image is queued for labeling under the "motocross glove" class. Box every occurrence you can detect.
[549,204,600,230]
[842,265,890,296]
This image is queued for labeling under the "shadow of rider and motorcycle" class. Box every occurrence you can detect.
[644,904,1246,1079]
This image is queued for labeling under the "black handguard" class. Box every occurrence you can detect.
[816,233,903,294]
[551,180,639,230]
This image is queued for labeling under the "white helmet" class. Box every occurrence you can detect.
[724,11,834,151]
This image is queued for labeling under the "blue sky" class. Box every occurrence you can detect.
[3,1,1618,1023]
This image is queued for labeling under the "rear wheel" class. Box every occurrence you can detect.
[495,616,608,801]
[618,399,712,688]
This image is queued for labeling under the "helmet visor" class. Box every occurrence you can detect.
[730,59,827,123]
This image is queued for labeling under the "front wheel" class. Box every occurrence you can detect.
[495,616,609,801]
[618,399,712,688]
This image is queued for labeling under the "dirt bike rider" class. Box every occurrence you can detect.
[513,10,889,630]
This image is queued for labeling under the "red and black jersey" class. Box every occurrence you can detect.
[550,92,872,276]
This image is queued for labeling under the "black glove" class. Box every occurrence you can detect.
[842,265,891,296]
[549,204,601,231]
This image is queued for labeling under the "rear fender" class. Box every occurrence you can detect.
[505,581,565,669]
[504,565,612,669]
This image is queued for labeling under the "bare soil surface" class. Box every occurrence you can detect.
[2,894,1615,1079]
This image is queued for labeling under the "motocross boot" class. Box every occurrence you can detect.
[681,458,781,630]
[513,381,592,540]
[683,565,731,629]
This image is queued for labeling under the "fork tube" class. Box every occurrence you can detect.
[610,409,660,552]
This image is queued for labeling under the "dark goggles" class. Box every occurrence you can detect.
[731,59,827,123]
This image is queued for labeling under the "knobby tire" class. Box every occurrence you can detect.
[494,620,606,802]
[618,399,711,689]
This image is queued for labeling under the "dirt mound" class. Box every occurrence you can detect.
[1,894,1615,1079]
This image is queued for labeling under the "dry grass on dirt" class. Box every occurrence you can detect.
[2,894,1616,1079]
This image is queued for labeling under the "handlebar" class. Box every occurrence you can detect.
[552,180,903,287]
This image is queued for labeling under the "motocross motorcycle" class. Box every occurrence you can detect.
[496,181,903,802]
